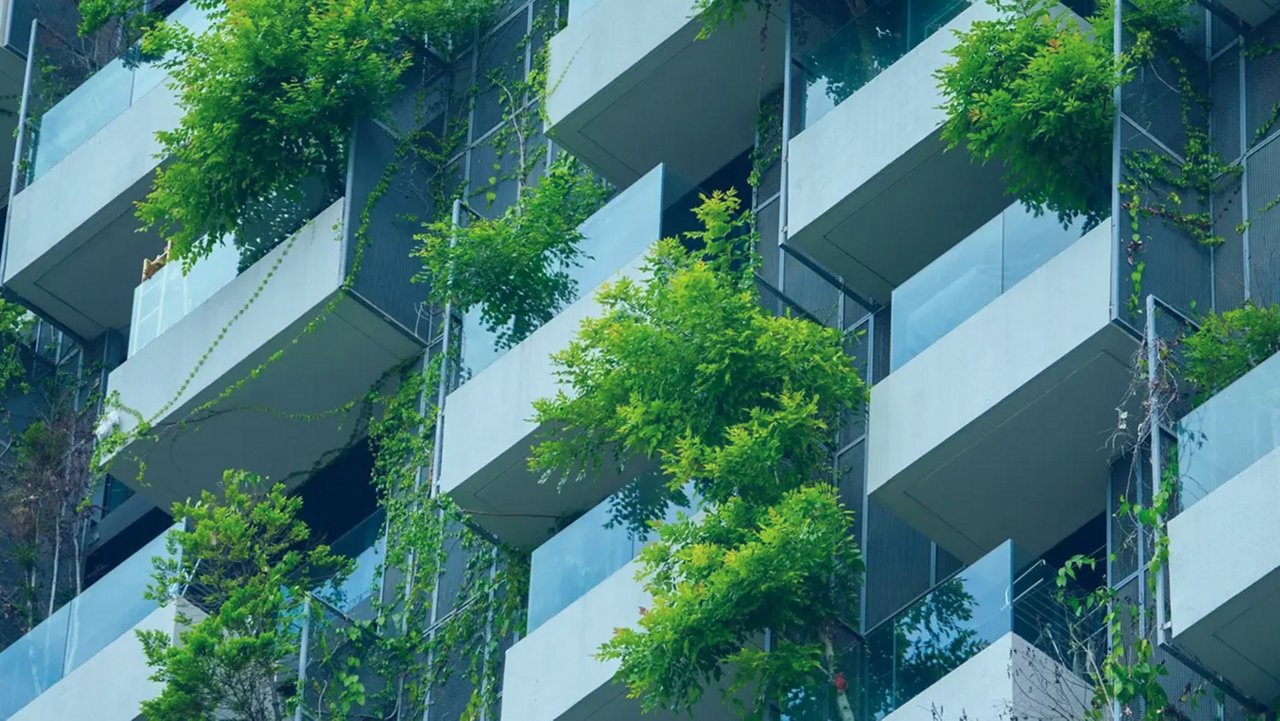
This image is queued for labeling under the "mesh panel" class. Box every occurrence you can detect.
[1247,16,1280,150]
[1121,40,1206,155]
[1214,174,1247,311]
[1110,450,1141,584]
[1247,134,1280,304]
[935,546,962,581]
[1212,50,1241,163]
[783,253,842,327]
[471,14,526,138]
[757,198,781,285]
[863,499,932,629]
[429,648,478,721]
[839,324,870,446]
[836,442,865,550]
[435,518,481,619]
[1122,128,1214,318]
[871,306,891,385]
[347,118,436,343]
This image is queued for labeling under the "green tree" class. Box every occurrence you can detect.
[1181,303,1280,404]
[86,0,498,266]
[937,0,1123,225]
[532,190,867,719]
[138,470,350,721]
[415,155,610,349]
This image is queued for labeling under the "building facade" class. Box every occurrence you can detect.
[0,0,1276,720]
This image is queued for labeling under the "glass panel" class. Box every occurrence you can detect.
[322,511,387,615]
[27,2,212,181]
[797,0,972,130]
[1178,351,1280,510]
[861,541,1012,720]
[0,526,177,718]
[526,474,694,632]
[64,529,173,673]
[891,216,1002,371]
[460,164,666,377]
[890,203,1092,371]
[129,240,240,357]
[0,606,70,718]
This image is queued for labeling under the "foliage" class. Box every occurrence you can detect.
[1181,303,1280,404]
[139,470,350,721]
[106,0,498,266]
[938,0,1123,225]
[532,191,867,719]
[415,155,610,349]
[0,300,29,397]
[692,0,770,39]
[0,375,97,642]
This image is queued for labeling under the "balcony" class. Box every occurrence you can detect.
[438,165,687,548]
[103,120,432,505]
[545,0,784,187]
[786,1,1014,302]
[504,503,732,721]
[793,541,1094,721]
[1168,351,1280,702]
[868,217,1134,564]
[0,527,188,721]
[0,2,212,340]
[507,531,1092,721]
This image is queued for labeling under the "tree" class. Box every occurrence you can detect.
[79,0,500,266]
[0,364,97,643]
[531,190,867,720]
[138,470,350,721]
[415,155,610,349]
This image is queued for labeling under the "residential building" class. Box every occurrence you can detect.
[0,0,1273,720]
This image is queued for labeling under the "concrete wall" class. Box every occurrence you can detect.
[867,222,1127,562]
[786,2,1009,301]
[546,0,695,130]
[545,0,781,186]
[438,251,651,546]
[1169,444,1280,700]
[107,198,346,437]
[10,602,187,721]
[3,81,179,336]
[869,223,1113,492]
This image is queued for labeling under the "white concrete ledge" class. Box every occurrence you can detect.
[1170,443,1280,701]
[868,222,1133,564]
[546,0,783,186]
[3,81,178,338]
[10,602,193,721]
[106,198,421,508]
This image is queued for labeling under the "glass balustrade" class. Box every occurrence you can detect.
[128,240,239,357]
[890,204,1093,372]
[526,474,697,633]
[788,541,1098,721]
[795,0,972,130]
[1178,351,1280,511]
[0,527,178,718]
[316,511,387,617]
[25,1,213,183]
[459,164,670,377]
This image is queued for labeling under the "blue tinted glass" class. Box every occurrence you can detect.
[1178,351,1280,509]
